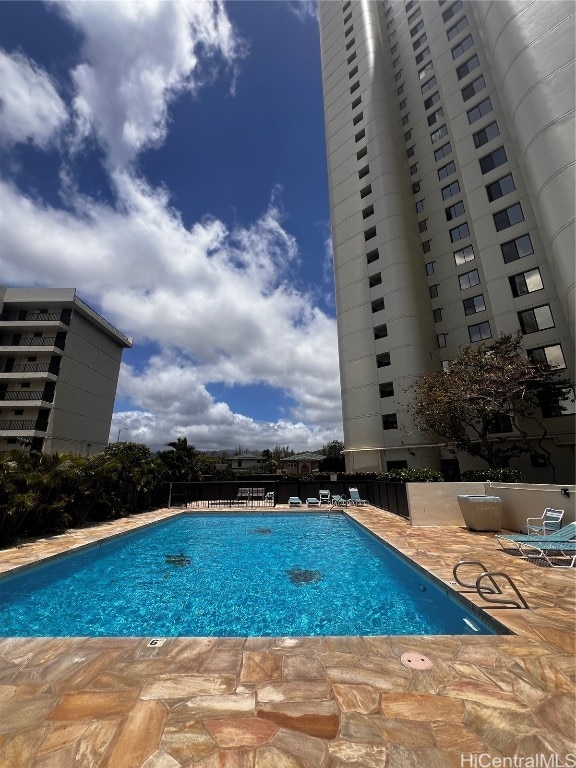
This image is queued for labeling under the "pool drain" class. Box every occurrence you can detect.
[400,652,432,670]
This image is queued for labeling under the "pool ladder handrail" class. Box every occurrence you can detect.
[452,560,529,609]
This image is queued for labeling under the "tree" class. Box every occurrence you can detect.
[319,440,346,472]
[408,334,573,477]
[156,437,200,482]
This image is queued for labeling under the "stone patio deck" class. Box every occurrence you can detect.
[0,505,574,767]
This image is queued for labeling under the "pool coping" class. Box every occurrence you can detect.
[0,505,574,766]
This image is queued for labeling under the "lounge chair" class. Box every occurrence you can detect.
[526,508,564,536]
[288,497,302,507]
[348,487,368,505]
[495,522,576,551]
[319,490,331,504]
[518,540,576,568]
[330,494,347,509]
[306,497,320,507]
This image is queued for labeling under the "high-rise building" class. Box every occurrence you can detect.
[319,0,575,482]
[0,286,132,455]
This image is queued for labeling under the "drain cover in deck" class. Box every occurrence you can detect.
[401,652,432,670]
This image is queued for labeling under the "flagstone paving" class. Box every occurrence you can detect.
[0,505,574,767]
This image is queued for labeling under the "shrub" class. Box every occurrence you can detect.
[460,468,524,482]
[377,467,444,483]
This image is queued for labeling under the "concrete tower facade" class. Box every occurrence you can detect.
[319,0,575,481]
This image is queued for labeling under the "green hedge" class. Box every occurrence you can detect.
[460,468,525,482]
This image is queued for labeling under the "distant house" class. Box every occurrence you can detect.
[227,454,268,471]
[279,452,325,475]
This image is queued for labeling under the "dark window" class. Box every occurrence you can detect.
[486,173,515,202]
[421,75,437,93]
[372,297,385,312]
[387,460,408,470]
[433,308,443,322]
[501,234,534,264]
[343,1,351,11]
[450,222,470,242]
[379,382,394,397]
[468,321,492,342]
[474,119,501,149]
[410,162,418,176]
[454,244,474,265]
[518,305,554,334]
[419,219,428,233]
[376,352,391,367]
[479,146,507,174]
[456,54,480,80]
[395,70,403,82]
[452,34,473,60]
[346,38,355,51]
[413,33,427,51]
[462,75,486,101]
[425,261,435,275]
[406,145,415,158]
[415,46,431,65]
[405,129,412,141]
[430,125,448,143]
[369,272,382,287]
[438,160,456,179]
[399,98,407,110]
[357,146,368,160]
[412,181,421,193]
[442,0,463,22]
[441,180,460,200]
[364,226,377,241]
[343,11,352,23]
[408,7,421,24]
[447,15,468,40]
[367,247,380,263]
[429,284,439,298]
[459,269,480,290]
[358,164,369,179]
[445,201,465,221]
[374,324,388,339]
[493,203,524,231]
[350,80,360,94]
[415,199,424,212]
[422,240,432,253]
[467,97,493,124]
[402,113,411,126]
[528,344,566,370]
[353,111,363,125]
[397,84,404,95]
[488,414,514,434]
[427,107,444,126]
[360,184,372,198]
[355,128,365,142]
[382,413,398,430]
[410,19,425,38]
[351,96,362,109]
[463,294,486,315]
[509,268,544,297]
[349,65,359,78]
[362,204,374,219]
[423,91,440,110]
[347,52,357,64]
[345,25,354,37]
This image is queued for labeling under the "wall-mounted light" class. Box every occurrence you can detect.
[561,488,570,498]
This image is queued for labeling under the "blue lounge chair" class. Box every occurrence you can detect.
[330,494,347,509]
[306,497,320,507]
[288,497,302,507]
[496,522,576,551]
[518,540,576,568]
[526,508,564,535]
[348,487,368,505]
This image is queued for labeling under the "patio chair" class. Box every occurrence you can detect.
[348,487,368,505]
[330,494,347,509]
[318,490,331,504]
[526,508,564,536]
[495,522,576,552]
[288,497,302,507]
[518,540,576,569]
[306,497,320,507]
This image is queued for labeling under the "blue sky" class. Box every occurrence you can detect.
[0,0,343,452]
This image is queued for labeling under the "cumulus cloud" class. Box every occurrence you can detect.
[55,0,245,165]
[0,49,68,149]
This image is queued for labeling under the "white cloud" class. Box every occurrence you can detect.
[286,1,319,23]
[0,49,68,149]
[55,0,245,165]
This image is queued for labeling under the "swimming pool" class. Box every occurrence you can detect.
[0,513,501,636]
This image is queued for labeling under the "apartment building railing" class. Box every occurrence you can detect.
[0,390,48,401]
[0,420,40,431]
[0,362,51,374]
[0,311,63,322]
[0,336,59,347]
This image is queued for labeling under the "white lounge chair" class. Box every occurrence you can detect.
[319,490,331,504]
[306,497,320,507]
[526,508,564,536]
[288,497,302,507]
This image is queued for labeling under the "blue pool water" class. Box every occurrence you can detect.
[0,513,500,636]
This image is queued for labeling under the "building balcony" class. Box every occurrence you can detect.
[0,336,65,354]
[0,420,46,434]
[0,309,71,327]
[0,390,53,404]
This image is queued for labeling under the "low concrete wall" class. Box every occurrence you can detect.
[485,483,575,533]
[407,482,486,527]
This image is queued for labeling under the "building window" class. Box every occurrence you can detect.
[346,38,355,51]
[350,81,360,94]
[362,204,375,219]
[467,97,493,124]
[427,107,444,126]
[407,7,421,24]
[351,96,362,109]
[347,52,357,64]
[412,181,421,193]
[488,414,514,434]
[456,54,480,80]
[343,1,351,11]
[419,63,434,82]
[400,98,407,110]
[528,344,566,370]
[353,111,363,126]
[345,25,354,38]
[438,160,456,179]
[397,84,404,96]
[437,333,447,348]
[442,0,463,22]
[429,284,439,298]
[449,222,470,242]
[393,57,400,69]
[360,183,372,198]
[447,16,469,41]
[441,360,450,371]
[372,297,385,312]
[358,164,369,179]
[493,202,524,231]
[425,261,435,275]
[402,113,411,126]
[391,44,398,55]
[366,248,379,264]
[364,225,377,241]
[479,146,507,174]
[415,46,431,65]
[374,324,388,339]
[410,20,425,38]
[486,173,515,203]
[419,219,428,233]
[413,33,427,51]
[415,199,424,213]
[501,233,534,264]
[423,92,440,111]
[406,145,415,158]
[344,11,352,23]
[405,129,412,141]
[379,382,394,397]
[422,240,432,253]
[382,413,398,430]
[468,321,492,342]
[389,30,397,43]
[395,70,403,82]
[410,162,418,175]
[430,125,448,143]
[434,142,452,162]
[454,244,474,265]
[369,272,382,287]
[355,128,365,142]
[376,352,391,368]
[21,382,31,388]
[463,294,486,315]
[462,75,486,102]
[441,180,460,200]
[433,308,443,323]
[518,305,554,334]
[357,146,368,161]
[452,34,474,60]
[445,201,465,221]
[509,267,544,297]
[459,269,480,290]
[421,75,437,93]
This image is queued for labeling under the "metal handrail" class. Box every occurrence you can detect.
[452,560,501,594]
[0,312,62,322]
[0,390,46,401]
[1,337,57,347]
[0,420,39,430]
[2,363,51,373]
[452,560,529,609]
[476,572,529,609]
